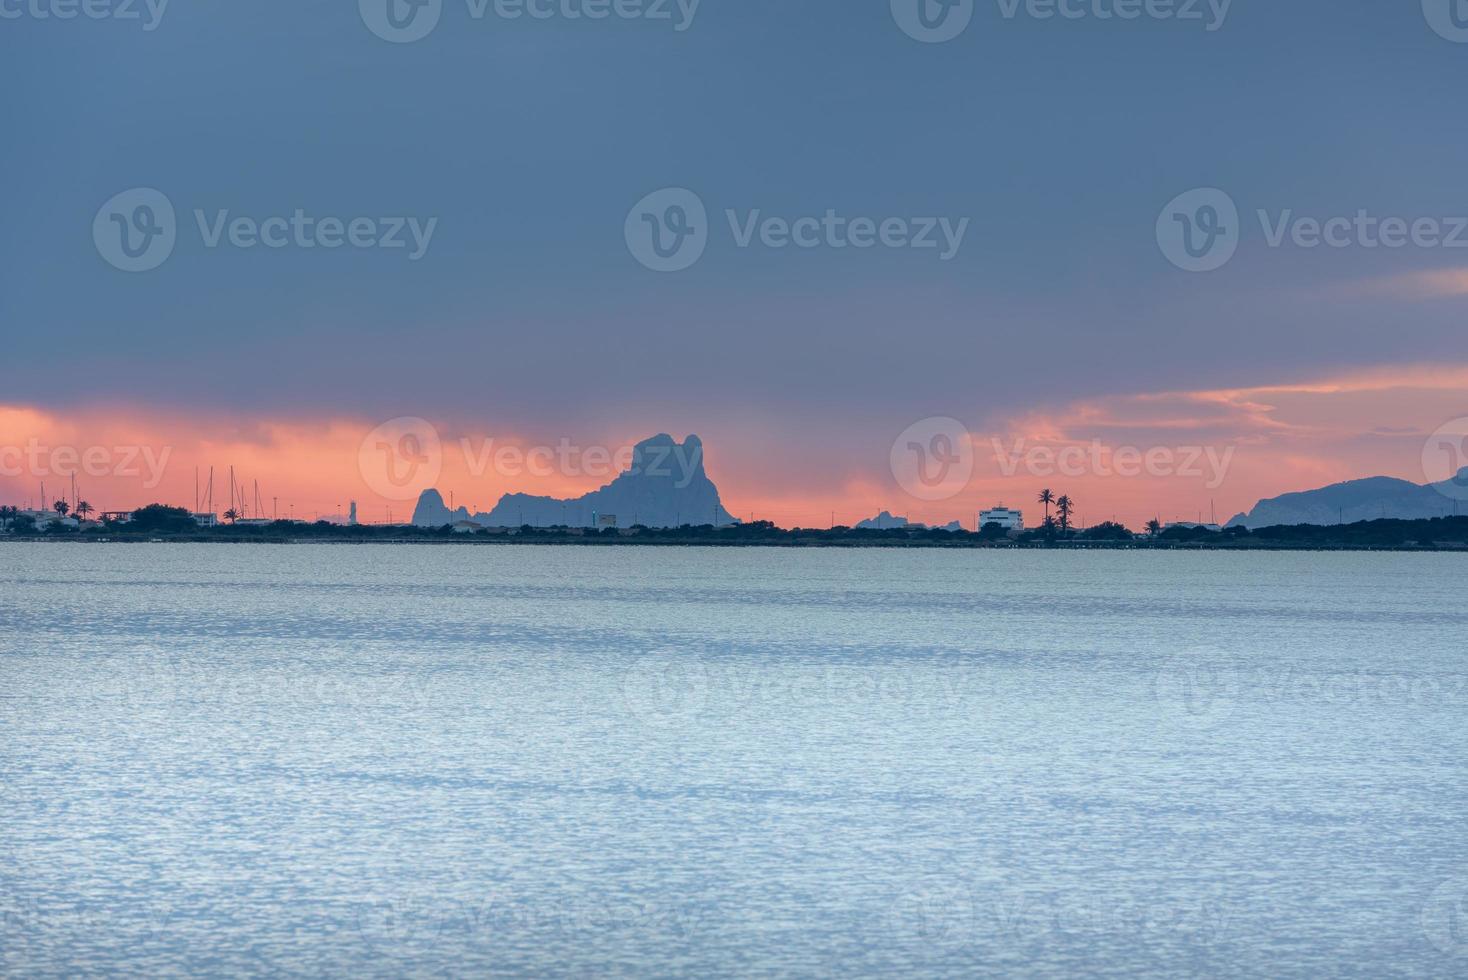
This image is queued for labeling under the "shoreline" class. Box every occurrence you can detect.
[2,536,1464,553]
[4,512,1465,552]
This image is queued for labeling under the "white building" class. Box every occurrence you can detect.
[979,506,1025,531]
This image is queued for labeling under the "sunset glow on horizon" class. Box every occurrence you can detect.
[6,361,1464,529]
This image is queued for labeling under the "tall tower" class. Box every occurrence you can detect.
[348,501,358,526]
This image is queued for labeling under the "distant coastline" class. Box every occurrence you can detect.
[4,515,1465,552]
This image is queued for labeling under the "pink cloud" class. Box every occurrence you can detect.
[3,363,1465,529]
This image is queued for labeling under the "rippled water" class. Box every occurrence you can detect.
[2,543,1466,977]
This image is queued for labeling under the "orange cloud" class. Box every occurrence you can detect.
[2,363,1464,530]
[940,364,1468,527]
[0,408,662,522]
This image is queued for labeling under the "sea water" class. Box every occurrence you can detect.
[1,544,1465,977]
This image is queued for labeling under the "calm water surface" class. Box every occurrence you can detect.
[1,544,1466,977]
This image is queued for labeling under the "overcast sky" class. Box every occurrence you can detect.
[3,0,1466,525]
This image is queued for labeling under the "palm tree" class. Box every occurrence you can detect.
[1055,495,1074,535]
[1145,518,1162,538]
[75,501,94,522]
[223,508,239,524]
[1037,488,1054,525]
[0,505,15,531]
[53,500,70,518]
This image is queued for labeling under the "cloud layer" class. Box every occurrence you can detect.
[5,363,1463,528]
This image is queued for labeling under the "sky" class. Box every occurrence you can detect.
[2,0,1466,527]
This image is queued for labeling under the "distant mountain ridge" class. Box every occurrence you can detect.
[1227,468,1468,528]
[854,511,962,532]
[412,433,739,529]
[855,511,911,530]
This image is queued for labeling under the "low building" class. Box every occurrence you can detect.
[979,506,1024,531]
[451,520,483,534]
